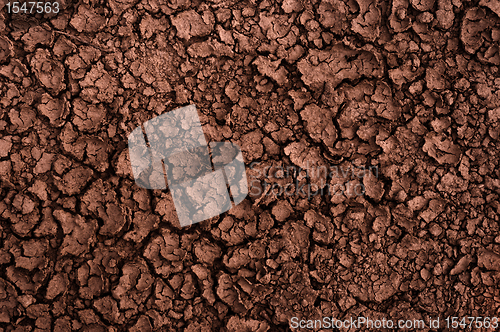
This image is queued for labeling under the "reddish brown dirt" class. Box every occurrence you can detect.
[1,0,500,331]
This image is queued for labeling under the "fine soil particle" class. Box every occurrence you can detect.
[1,0,500,331]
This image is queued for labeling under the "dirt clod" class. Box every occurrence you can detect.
[0,0,499,329]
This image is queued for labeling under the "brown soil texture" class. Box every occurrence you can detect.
[1,0,500,331]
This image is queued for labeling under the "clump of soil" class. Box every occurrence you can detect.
[1,0,500,330]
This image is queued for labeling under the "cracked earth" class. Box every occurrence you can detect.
[1,0,500,331]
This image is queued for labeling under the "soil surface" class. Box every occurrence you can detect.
[1,0,500,331]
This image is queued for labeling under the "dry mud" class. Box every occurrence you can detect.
[1,0,500,331]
